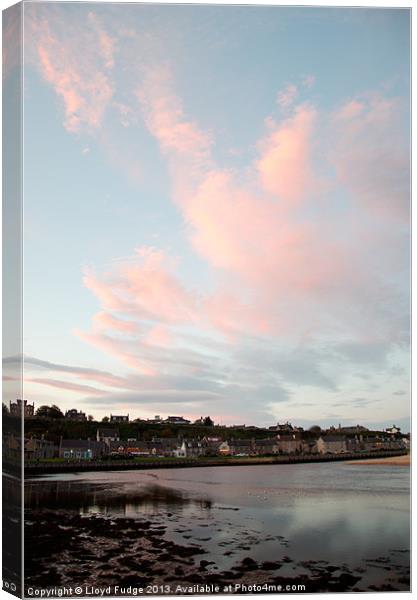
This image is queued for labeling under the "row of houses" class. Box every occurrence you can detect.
[177,433,408,457]
[58,433,408,460]
[3,435,57,461]
[24,430,408,461]
[4,425,408,462]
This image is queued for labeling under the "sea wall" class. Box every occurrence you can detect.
[14,449,409,477]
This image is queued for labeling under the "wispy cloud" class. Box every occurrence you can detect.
[27,8,115,133]
[3,355,129,388]
[20,6,409,425]
[73,63,409,426]
[28,378,107,396]
[257,103,318,203]
[330,93,410,221]
[277,83,298,108]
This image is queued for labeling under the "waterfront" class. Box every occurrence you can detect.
[24,461,410,594]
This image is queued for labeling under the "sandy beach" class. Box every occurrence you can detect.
[346,454,410,466]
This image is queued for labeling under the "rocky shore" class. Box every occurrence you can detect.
[25,508,410,595]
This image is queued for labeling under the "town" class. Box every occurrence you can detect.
[3,398,409,463]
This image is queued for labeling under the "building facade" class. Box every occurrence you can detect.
[317,435,347,454]
[97,428,120,444]
[110,414,129,422]
[25,437,57,460]
[59,439,106,459]
[10,399,34,417]
[276,432,303,454]
[65,408,87,421]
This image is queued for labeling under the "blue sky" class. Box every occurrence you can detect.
[2,2,411,430]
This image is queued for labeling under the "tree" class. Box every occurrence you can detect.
[102,416,109,422]
[35,405,51,418]
[309,425,321,435]
[88,415,94,421]
[35,405,64,419]
[49,405,64,419]
[203,416,214,427]
[2,402,9,415]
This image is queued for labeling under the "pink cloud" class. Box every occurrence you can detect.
[302,74,316,88]
[75,328,158,376]
[113,247,200,325]
[74,370,129,389]
[75,66,408,383]
[145,324,174,348]
[28,11,114,133]
[82,267,131,313]
[137,66,212,159]
[87,12,116,70]
[256,104,318,204]
[137,64,213,191]
[277,83,298,108]
[25,6,147,189]
[330,94,410,221]
[335,99,364,120]
[135,69,331,298]
[135,69,408,341]
[92,311,139,334]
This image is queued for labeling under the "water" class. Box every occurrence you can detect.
[25,462,410,592]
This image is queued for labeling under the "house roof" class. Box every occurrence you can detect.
[165,417,190,423]
[150,440,179,449]
[61,440,104,450]
[97,428,119,437]
[339,425,369,433]
[256,439,276,445]
[203,439,222,447]
[110,441,147,450]
[321,435,347,442]
[229,439,252,446]
[277,433,302,441]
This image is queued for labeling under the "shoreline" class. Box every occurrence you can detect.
[346,453,410,466]
[14,449,409,477]
[24,464,411,594]
[25,508,409,594]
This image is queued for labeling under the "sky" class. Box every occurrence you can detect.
[3,2,411,430]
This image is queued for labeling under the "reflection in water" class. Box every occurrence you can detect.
[25,463,410,592]
[25,481,213,514]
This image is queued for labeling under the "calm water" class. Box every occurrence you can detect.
[26,462,410,589]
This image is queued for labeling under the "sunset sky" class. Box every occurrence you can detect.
[3,3,410,429]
